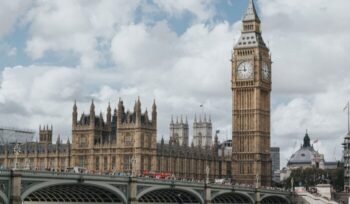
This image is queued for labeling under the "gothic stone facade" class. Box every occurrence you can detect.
[231,0,272,186]
[0,99,230,180]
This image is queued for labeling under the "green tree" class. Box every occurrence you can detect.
[282,167,344,192]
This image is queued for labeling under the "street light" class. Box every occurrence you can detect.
[13,143,21,170]
[131,155,136,177]
[206,164,210,184]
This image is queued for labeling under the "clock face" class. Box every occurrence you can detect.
[262,62,270,80]
[237,61,253,79]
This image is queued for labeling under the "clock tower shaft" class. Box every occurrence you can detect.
[231,0,272,186]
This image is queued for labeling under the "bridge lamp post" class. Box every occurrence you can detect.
[131,155,136,177]
[13,143,21,170]
[206,164,210,184]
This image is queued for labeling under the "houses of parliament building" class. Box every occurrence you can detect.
[0,99,232,180]
[0,0,272,185]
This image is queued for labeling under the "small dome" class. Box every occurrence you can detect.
[288,147,318,165]
[287,131,324,166]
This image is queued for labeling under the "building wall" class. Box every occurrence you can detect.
[231,0,272,186]
[169,116,189,146]
[270,147,280,173]
[193,115,212,148]
[0,99,230,180]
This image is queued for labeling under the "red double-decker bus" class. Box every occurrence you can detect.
[143,170,171,179]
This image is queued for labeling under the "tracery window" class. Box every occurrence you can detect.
[124,134,133,146]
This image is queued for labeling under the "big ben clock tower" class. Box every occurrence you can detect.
[232,0,272,186]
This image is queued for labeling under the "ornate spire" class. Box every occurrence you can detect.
[152,99,157,111]
[171,115,174,124]
[107,101,111,112]
[73,100,77,111]
[90,99,95,113]
[91,99,95,107]
[243,0,260,23]
[136,97,141,113]
[161,136,164,145]
[303,130,311,148]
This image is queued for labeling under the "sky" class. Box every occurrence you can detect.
[0,0,350,168]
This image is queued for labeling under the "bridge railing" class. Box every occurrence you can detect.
[136,177,290,193]
[0,170,11,175]
[0,169,290,194]
[0,169,131,179]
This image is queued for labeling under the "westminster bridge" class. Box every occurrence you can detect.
[0,170,292,204]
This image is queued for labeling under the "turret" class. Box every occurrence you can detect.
[152,99,157,127]
[107,102,111,127]
[117,98,124,124]
[303,130,311,148]
[39,125,53,144]
[144,109,149,122]
[90,99,95,127]
[99,112,103,126]
[135,97,141,125]
[214,130,219,146]
[242,0,261,33]
[161,136,164,145]
[213,130,219,156]
[73,100,77,128]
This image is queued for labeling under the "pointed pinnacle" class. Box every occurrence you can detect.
[243,0,260,22]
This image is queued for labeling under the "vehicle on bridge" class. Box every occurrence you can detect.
[65,166,87,174]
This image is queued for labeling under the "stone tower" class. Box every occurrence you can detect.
[231,0,272,186]
[193,114,212,148]
[39,125,52,143]
[115,98,157,176]
[71,100,113,170]
[169,115,189,146]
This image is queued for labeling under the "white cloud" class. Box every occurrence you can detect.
[153,0,215,22]
[260,0,350,94]
[0,44,17,57]
[0,1,32,36]
[0,65,84,138]
[24,0,141,67]
[110,21,239,140]
[0,0,350,171]
[257,0,350,167]
[272,81,350,167]
[111,22,180,71]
